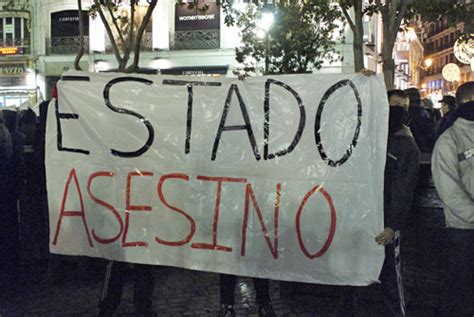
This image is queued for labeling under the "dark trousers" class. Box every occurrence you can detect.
[1,197,20,278]
[98,260,155,316]
[441,228,474,316]
[338,231,405,317]
[220,274,271,306]
[379,231,405,316]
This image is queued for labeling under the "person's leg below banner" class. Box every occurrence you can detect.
[219,274,237,316]
[253,278,276,317]
[97,260,127,317]
[441,229,474,316]
[380,230,405,317]
[133,263,156,316]
[336,286,361,317]
[2,197,20,286]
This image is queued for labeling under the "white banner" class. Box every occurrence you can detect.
[46,71,388,286]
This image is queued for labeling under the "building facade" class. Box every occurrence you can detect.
[392,26,425,90]
[0,0,383,107]
[420,19,473,101]
[0,0,34,107]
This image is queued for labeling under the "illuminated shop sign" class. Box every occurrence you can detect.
[0,63,26,76]
[175,1,220,31]
[51,10,89,38]
[0,47,19,55]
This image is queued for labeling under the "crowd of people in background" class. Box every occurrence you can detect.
[0,101,50,286]
[0,79,472,317]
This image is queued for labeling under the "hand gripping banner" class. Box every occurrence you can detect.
[46,71,388,286]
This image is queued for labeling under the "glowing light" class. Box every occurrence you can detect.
[232,1,247,13]
[442,63,461,82]
[256,29,266,39]
[405,27,417,42]
[26,72,35,87]
[259,12,274,32]
[424,58,433,68]
[0,47,18,55]
[453,36,474,65]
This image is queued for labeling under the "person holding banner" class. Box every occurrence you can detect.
[338,89,419,316]
[97,261,156,317]
[219,275,275,317]
[432,81,474,316]
[376,89,419,316]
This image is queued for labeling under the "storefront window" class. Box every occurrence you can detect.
[48,10,89,55]
[0,95,29,108]
[0,5,34,107]
[173,0,220,50]
[0,12,30,54]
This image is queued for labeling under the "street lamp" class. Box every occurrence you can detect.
[257,5,274,75]
[260,12,274,32]
[419,58,433,95]
[424,58,433,69]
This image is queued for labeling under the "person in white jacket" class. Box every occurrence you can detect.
[431,81,474,316]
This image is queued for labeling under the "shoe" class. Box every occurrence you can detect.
[219,304,235,317]
[258,303,276,317]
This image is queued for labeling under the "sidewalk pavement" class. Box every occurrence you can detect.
[0,259,392,317]
[0,211,451,317]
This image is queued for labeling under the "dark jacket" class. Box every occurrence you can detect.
[19,109,37,146]
[384,125,420,231]
[3,110,25,161]
[437,110,457,138]
[0,112,12,211]
[0,111,12,169]
[408,105,437,153]
[2,110,26,198]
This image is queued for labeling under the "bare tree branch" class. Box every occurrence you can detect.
[341,4,356,32]
[129,0,135,49]
[374,0,385,16]
[107,4,126,46]
[130,0,158,72]
[97,5,124,67]
[121,0,135,72]
[388,0,399,32]
[394,0,408,32]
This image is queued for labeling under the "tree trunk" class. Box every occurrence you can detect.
[119,59,129,72]
[97,6,125,71]
[381,22,396,89]
[382,48,395,89]
[352,0,364,72]
[340,0,365,72]
[74,0,84,71]
[130,0,158,72]
[377,0,408,90]
[121,0,135,73]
